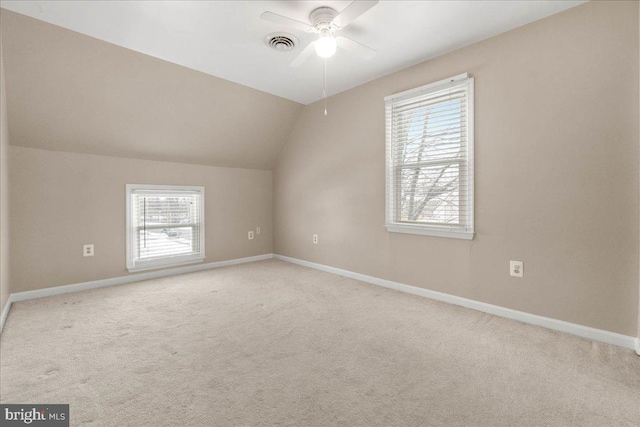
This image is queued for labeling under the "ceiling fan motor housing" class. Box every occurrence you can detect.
[310,7,339,31]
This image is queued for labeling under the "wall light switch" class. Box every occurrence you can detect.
[256,227,261,235]
[83,244,94,257]
[313,234,318,244]
[510,260,523,277]
[248,231,254,240]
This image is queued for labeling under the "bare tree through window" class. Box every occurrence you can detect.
[395,96,465,224]
[386,75,473,238]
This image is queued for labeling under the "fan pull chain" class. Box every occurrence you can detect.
[323,59,328,116]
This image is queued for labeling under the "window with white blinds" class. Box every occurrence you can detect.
[385,74,474,240]
[126,184,205,272]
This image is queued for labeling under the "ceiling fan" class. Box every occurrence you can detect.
[261,1,379,67]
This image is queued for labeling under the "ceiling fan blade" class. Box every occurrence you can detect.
[337,36,376,60]
[260,11,314,33]
[289,42,317,67]
[333,1,379,28]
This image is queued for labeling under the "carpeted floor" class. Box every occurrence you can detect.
[1,259,639,426]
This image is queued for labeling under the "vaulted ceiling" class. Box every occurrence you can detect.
[2,1,584,104]
[0,10,302,170]
[0,1,584,169]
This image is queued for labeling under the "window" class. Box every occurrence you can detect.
[126,184,205,272]
[385,73,474,240]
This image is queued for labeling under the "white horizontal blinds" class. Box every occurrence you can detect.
[132,190,201,264]
[386,75,473,233]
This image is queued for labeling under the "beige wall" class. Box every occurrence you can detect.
[10,147,272,293]
[0,41,9,313]
[274,1,640,336]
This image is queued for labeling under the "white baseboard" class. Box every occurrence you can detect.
[3,252,637,353]
[0,253,274,332]
[274,254,637,351]
[0,294,13,333]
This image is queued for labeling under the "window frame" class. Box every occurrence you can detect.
[126,184,205,272]
[384,73,474,240]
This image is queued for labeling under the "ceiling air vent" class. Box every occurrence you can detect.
[264,33,298,51]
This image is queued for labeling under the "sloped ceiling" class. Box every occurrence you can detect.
[0,9,303,170]
[0,1,585,104]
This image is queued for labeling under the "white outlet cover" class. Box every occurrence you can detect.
[83,244,94,257]
[248,231,254,240]
[510,260,523,277]
[313,234,318,244]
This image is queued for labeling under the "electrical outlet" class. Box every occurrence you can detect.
[248,231,254,240]
[313,234,318,244]
[510,261,523,277]
[256,227,261,235]
[83,244,94,257]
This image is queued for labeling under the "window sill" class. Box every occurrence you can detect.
[126,256,205,273]
[386,224,474,240]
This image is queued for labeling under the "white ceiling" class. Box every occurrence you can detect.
[1,0,585,105]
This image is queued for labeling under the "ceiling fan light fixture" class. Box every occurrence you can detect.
[315,35,337,58]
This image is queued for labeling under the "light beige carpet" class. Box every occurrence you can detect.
[1,259,639,426]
